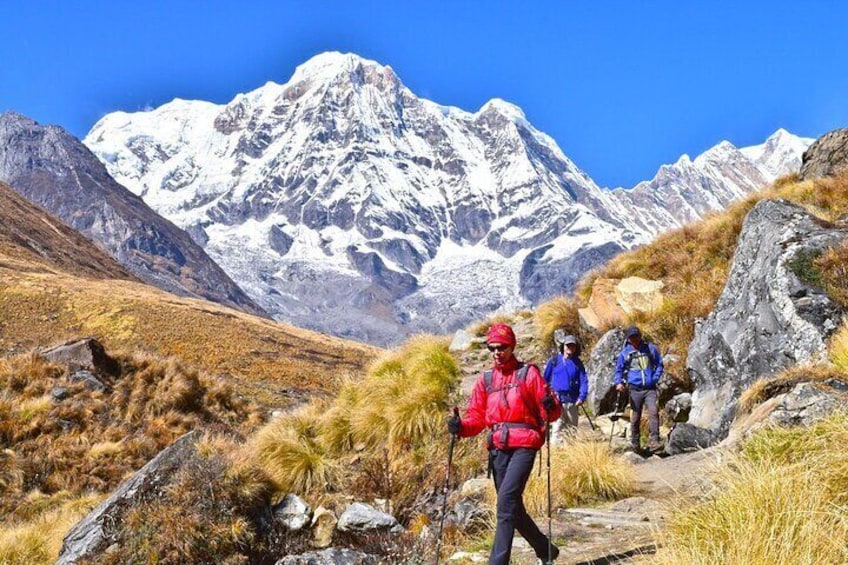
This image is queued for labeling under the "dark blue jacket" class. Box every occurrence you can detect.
[614,341,663,389]
[543,353,588,404]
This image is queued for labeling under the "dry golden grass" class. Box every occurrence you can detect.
[0,351,264,521]
[0,268,378,407]
[830,323,848,372]
[519,437,635,516]
[654,413,848,564]
[0,494,102,565]
[533,295,585,349]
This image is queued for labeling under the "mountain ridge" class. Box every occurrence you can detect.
[83,51,813,345]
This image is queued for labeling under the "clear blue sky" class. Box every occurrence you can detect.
[2,1,846,188]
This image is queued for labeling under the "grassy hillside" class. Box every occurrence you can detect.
[0,180,378,406]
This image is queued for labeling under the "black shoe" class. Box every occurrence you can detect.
[538,543,559,563]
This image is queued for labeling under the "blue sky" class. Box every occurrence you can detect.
[2,1,846,188]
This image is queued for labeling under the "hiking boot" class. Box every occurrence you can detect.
[648,439,664,452]
[537,543,559,563]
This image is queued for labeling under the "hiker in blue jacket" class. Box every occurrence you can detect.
[543,333,589,440]
[614,326,664,452]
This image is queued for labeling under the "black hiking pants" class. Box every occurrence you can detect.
[489,447,552,565]
[629,387,660,446]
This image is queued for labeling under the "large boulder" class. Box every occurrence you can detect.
[586,328,626,415]
[614,276,665,316]
[666,423,718,455]
[578,278,626,331]
[40,337,120,378]
[687,199,846,437]
[56,432,199,564]
[798,128,848,181]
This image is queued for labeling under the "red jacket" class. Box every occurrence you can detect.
[458,357,561,450]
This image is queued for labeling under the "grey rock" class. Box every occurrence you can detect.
[56,432,199,565]
[666,423,718,455]
[687,199,846,437]
[51,386,70,401]
[665,393,692,423]
[448,497,490,532]
[337,502,402,534]
[586,328,626,415]
[275,548,378,565]
[799,128,848,181]
[768,382,848,427]
[40,338,119,377]
[273,493,313,532]
[69,370,108,393]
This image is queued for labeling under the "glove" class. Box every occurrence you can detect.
[541,394,557,412]
[448,413,462,435]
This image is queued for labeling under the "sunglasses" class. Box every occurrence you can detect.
[487,344,510,352]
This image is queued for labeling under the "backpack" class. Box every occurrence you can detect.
[483,363,542,429]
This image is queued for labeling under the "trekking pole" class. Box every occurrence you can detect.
[580,404,597,431]
[545,421,554,565]
[435,407,459,565]
[608,390,622,447]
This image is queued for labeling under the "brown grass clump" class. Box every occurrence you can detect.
[0,351,264,523]
[533,295,587,350]
[830,323,848,372]
[654,413,848,564]
[96,434,281,565]
[0,494,102,565]
[520,438,635,515]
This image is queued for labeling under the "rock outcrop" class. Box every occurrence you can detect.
[687,199,846,437]
[56,432,200,565]
[586,328,626,415]
[799,128,848,181]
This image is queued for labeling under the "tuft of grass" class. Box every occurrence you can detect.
[486,438,635,517]
[0,494,102,565]
[816,240,848,308]
[250,413,342,495]
[533,296,584,350]
[830,323,848,372]
[655,414,848,564]
[786,248,824,288]
[654,457,848,565]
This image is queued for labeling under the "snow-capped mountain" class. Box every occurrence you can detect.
[0,112,266,317]
[83,52,811,345]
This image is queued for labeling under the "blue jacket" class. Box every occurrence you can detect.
[543,354,588,404]
[614,341,663,389]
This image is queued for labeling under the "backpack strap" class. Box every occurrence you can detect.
[483,364,542,429]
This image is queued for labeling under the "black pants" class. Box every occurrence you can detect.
[489,448,552,565]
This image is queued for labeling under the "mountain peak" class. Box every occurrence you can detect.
[289,51,390,84]
[478,98,527,122]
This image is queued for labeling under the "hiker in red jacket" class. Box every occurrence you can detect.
[448,323,562,564]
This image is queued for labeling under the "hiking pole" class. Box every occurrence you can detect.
[580,404,597,431]
[608,390,622,447]
[545,420,554,565]
[435,407,459,565]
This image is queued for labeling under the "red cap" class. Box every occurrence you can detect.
[486,323,516,347]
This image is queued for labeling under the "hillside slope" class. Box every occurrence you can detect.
[0,181,378,405]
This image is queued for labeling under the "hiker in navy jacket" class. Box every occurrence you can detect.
[543,333,588,439]
[614,326,664,451]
